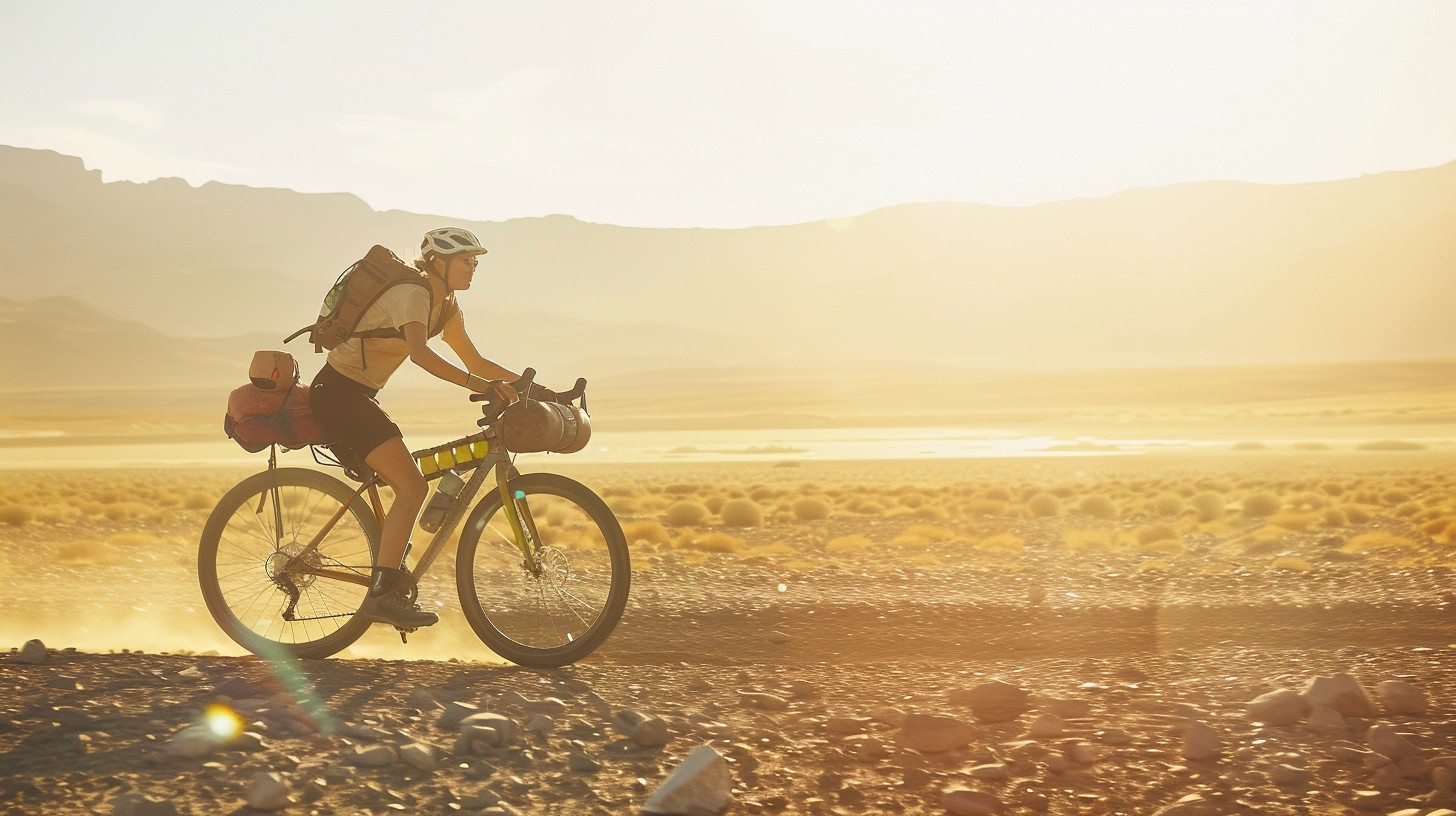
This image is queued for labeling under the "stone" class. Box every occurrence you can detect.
[18,639,48,664]
[1435,766,1456,792]
[1303,674,1378,718]
[460,713,518,745]
[110,790,179,816]
[1149,793,1222,816]
[941,788,1003,815]
[613,710,670,748]
[824,716,871,736]
[569,749,602,773]
[1181,722,1221,761]
[842,734,887,761]
[950,681,1032,723]
[1269,763,1312,787]
[868,706,906,726]
[245,772,289,810]
[1247,689,1309,726]
[163,725,217,759]
[1065,741,1102,765]
[642,744,733,816]
[345,743,396,767]
[1377,681,1429,716]
[438,701,481,730]
[1027,714,1065,738]
[1303,705,1346,736]
[736,692,789,711]
[895,714,976,753]
[524,713,555,735]
[969,763,1009,780]
[399,742,437,771]
[1367,724,1422,762]
[1035,697,1092,720]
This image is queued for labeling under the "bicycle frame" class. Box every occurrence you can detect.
[269,431,541,591]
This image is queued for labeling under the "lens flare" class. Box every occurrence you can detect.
[204,704,245,740]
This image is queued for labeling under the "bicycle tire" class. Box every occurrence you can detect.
[456,472,630,667]
[198,468,379,659]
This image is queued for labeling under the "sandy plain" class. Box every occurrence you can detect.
[1,449,1455,815]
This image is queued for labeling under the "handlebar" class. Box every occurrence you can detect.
[470,367,589,426]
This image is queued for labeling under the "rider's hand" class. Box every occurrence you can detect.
[471,377,518,404]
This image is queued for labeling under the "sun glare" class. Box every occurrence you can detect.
[204,704,244,740]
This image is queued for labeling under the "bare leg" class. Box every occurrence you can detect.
[364,437,427,572]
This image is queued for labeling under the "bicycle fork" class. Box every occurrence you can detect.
[496,464,545,576]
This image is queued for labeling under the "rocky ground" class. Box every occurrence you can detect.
[3,456,1456,815]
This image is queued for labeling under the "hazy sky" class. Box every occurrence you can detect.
[3,1,1454,228]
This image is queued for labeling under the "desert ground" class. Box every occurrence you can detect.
[2,449,1455,815]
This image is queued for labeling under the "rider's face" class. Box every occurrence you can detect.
[445,254,480,290]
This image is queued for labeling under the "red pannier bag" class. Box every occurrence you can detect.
[224,350,330,452]
[224,383,329,453]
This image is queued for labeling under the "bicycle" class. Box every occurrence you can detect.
[197,368,629,667]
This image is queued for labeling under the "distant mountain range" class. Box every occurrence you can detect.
[2,144,1454,391]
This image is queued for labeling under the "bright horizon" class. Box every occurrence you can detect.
[3,1,1455,228]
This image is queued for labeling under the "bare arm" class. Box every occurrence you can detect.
[441,312,517,381]
[403,321,514,400]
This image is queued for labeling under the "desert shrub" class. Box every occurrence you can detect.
[1191,492,1227,522]
[1153,493,1185,516]
[1321,482,1346,497]
[1272,556,1313,571]
[607,496,639,516]
[825,535,872,554]
[1380,489,1411,505]
[674,531,744,553]
[967,499,1005,516]
[1078,495,1117,520]
[109,533,161,548]
[0,505,34,527]
[845,498,885,515]
[1051,486,1076,499]
[1267,513,1315,532]
[1322,508,1349,527]
[1027,493,1060,518]
[665,483,702,495]
[791,497,830,521]
[622,520,671,545]
[703,495,727,515]
[975,533,1025,552]
[719,498,765,527]
[1241,492,1282,518]
[1232,441,1267,451]
[1358,439,1426,451]
[1344,532,1417,551]
[898,493,925,509]
[1061,529,1114,550]
[183,492,215,510]
[1341,504,1372,525]
[56,540,122,566]
[910,504,950,521]
[1136,524,1180,546]
[601,485,639,497]
[663,500,710,527]
[984,486,1011,502]
[1394,501,1422,518]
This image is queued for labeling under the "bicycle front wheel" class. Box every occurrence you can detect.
[456,472,630,667]
[198,468,379,659]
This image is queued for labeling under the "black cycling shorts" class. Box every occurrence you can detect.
[309,364,402,466]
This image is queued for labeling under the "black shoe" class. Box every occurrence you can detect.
[358,591,439,629]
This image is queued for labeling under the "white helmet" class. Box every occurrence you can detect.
[421,227,488,258]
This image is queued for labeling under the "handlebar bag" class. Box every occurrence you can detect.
[499,400,591,454]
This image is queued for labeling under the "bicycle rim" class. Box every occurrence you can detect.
[198,468,378,659]
[457,473,629,666]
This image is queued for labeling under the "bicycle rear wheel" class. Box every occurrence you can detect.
[456,472,630,667]
[198,468,379,659]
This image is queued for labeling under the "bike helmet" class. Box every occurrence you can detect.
[421,227,488,258]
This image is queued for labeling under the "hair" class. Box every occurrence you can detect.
[413,255,444,277]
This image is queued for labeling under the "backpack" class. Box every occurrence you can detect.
[284,245,457,351]
[224,351,329,452]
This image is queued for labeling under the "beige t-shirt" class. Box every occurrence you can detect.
[326,284,460,389]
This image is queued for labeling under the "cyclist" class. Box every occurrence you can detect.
[309,227,550,629]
